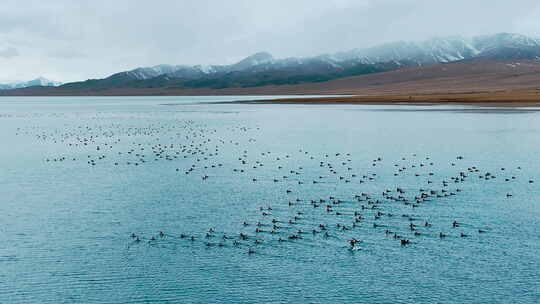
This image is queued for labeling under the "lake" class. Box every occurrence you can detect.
[0,96,539,303]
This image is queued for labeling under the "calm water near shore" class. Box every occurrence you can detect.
[0,96,539,303]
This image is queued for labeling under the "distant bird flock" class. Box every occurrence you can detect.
[17,115,534,255]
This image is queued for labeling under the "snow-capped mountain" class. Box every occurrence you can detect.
[105,52,279,82]
[329,36,481,65]
[51,32,540,92]
[229,52,275,71]
[473,33,540,51]
[329,33,540,66]
[100,33,540,83]
[5,32,540,92]
[0,77,62,90]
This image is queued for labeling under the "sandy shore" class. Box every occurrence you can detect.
[241,89,540,107]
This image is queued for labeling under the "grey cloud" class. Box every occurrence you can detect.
[0,47,19,58]
[48,48,87,59]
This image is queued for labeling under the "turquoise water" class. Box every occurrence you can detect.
[0,96,539,303]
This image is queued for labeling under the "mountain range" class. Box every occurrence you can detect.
[3,32,540,95]
[0,77,61,90]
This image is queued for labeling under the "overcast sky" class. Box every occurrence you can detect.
[1,0,540,83]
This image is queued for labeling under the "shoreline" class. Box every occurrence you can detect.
[232,90,540,108]
[4,88,540,108]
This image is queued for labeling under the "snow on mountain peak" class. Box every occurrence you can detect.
[231,52,274,70]
[103,33,540,84]
[473,32,540,51]
[0,77,62,90]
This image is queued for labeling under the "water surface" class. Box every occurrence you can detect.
[0,96,539,303]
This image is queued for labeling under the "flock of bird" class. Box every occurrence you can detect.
[17,115,535,255]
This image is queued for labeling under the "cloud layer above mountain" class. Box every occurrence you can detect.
[1,0,540,82]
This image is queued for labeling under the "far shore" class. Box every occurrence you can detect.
[4,84,540,108]
[233,89,540,107]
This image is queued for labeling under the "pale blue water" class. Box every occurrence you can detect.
[0,96,539,303]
